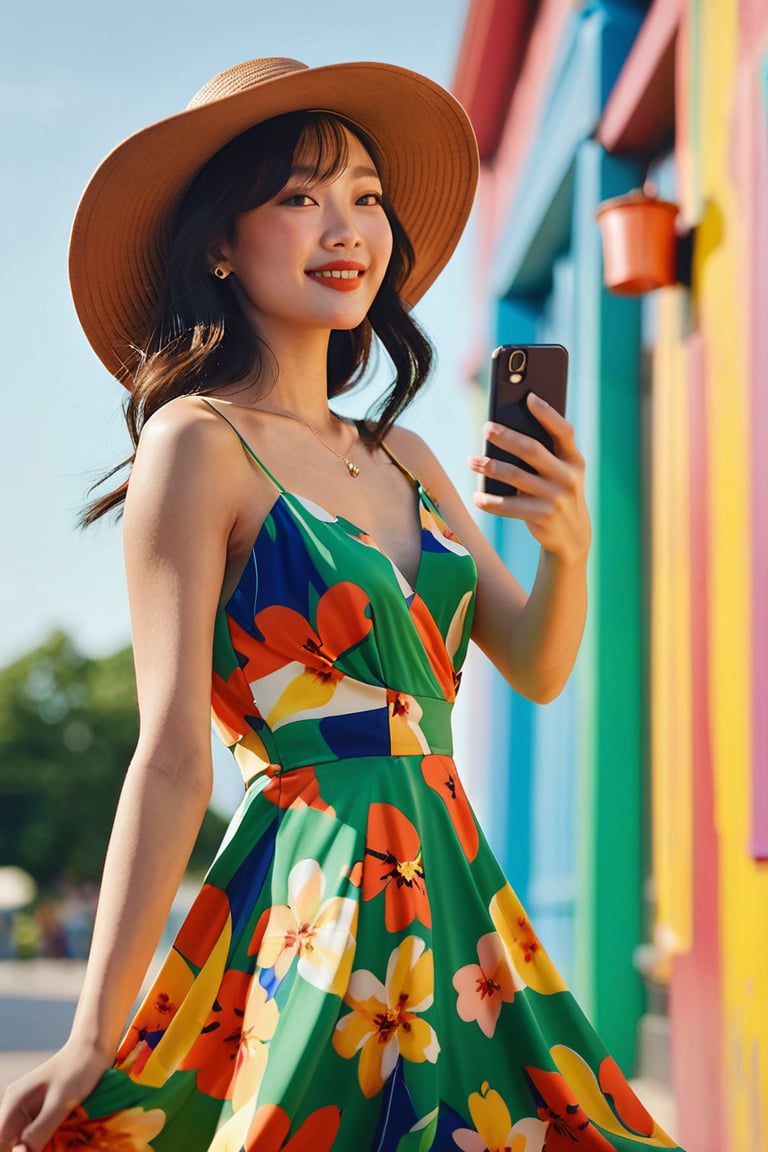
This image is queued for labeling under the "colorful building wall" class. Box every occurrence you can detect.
[454,1,768,1148]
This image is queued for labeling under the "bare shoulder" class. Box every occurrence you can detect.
[126,396,247,538]
[382,424,447,492]
[136,395,234,466]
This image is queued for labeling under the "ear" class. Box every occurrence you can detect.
[206,238,233,279]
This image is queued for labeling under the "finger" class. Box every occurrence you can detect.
[0,1095,36,1152]
[526,394,584,465]
[468,453,561,500]
[480,425,573,485]
[17,1096,73,1152]
[472,489,554,521]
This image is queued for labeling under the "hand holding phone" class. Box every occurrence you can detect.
[482,343,569,497]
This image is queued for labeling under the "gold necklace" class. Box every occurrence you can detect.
[259,408,360,477]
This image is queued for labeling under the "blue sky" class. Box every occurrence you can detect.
[1,0,479,668]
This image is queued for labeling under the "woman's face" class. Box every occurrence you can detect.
[216,128,394,338]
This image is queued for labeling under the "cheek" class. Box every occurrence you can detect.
[369,219,395,279]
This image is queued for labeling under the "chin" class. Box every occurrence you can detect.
[321,304,375,331]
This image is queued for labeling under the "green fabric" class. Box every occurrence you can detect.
[60,463,681,1151]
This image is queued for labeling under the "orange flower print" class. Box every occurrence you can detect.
[547,1046,677,1147]
[421,754,479,861]
[523,1066,615,1152]
[262,764,335,816]
[489,885,567,995]
[333,935,440,1098]
[211,666,259,746]
[245,1102,341,1152]
[452,932,523,1038]
[230,583,373,728]
[255,858,358,996]
[174,884,232,969]
[114,990,178,1075]
[598,1055,656,1136]
[44,1105,165,1152]
[234,582,372,681]
[452,1082,547,1152]
[114,949,194,1075]
[408,594,457,700]
[362,803,431,931]
[179,969,251,1099]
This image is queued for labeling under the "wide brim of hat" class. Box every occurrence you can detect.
[69,60,479,385]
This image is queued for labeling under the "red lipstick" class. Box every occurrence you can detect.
[306,260,366,292]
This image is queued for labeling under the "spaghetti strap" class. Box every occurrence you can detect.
[200,397,286,493]
[379,434,421,489]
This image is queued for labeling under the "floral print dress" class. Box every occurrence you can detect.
[48,411,683,1152]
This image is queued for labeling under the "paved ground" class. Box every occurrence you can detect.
[0,960,86,1091]
[0,961,680,1141]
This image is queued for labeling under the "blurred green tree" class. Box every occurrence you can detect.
[0,631,229,890]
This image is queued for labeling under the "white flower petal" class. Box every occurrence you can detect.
[288,858,324,919]
[348,967,386,1003]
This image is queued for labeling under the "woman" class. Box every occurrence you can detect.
[0,58,679,1152]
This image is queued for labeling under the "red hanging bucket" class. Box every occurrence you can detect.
[595,186,680,294]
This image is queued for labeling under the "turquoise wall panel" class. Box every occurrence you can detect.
[480,298,538,901]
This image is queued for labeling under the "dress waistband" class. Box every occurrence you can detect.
[227,690,454,786]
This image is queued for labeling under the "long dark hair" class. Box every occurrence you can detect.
[83,110,433,524]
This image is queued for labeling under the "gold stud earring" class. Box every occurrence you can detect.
[212,266,228,279]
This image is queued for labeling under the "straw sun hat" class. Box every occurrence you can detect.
[68,57,479,386]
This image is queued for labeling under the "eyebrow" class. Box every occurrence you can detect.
[349,164,381,180]
[290,163,381,181]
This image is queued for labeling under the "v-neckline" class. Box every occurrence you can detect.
[279,484,426,594]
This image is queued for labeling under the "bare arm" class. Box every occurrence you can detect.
[0,402,238,1152]
[391,394,591,703]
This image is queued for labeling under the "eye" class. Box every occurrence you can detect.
[280,191,317,207]
[356,192,383,207]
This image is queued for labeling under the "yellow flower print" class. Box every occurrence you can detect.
[452,1082,547,1152]
[332,935,440,1098]
[387,690,431,755]
[489,884,567,995]
[548,1046,677,1147]
[256,858,358,996]
[231,978,281,1110]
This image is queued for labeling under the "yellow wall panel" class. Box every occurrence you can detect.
[650,291,693,955]
[697,0,768,1140]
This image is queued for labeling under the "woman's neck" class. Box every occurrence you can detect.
[219,322,337,424]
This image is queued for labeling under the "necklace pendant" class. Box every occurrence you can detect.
[346,460,360,478]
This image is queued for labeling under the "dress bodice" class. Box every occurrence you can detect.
[211,474,477,784]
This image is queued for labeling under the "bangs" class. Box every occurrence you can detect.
[174,111,389,264]
[289,115,354,186]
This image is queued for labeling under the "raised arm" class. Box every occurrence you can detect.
[0,402,237,1152]
[388,395,591,703]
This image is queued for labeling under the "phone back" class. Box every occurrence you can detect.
[483,343,568,497]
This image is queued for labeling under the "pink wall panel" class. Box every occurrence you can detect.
[670,332,724,1149]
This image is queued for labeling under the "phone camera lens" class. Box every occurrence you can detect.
[507,348,527,383]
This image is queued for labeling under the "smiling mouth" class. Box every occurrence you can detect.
[308,269,363,280]
[306,267,365,292]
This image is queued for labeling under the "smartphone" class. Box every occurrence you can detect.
[482,343,569,497]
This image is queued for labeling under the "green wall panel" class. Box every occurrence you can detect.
[571,140,644,1067]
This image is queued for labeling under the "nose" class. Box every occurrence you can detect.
[321,200,362,249]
